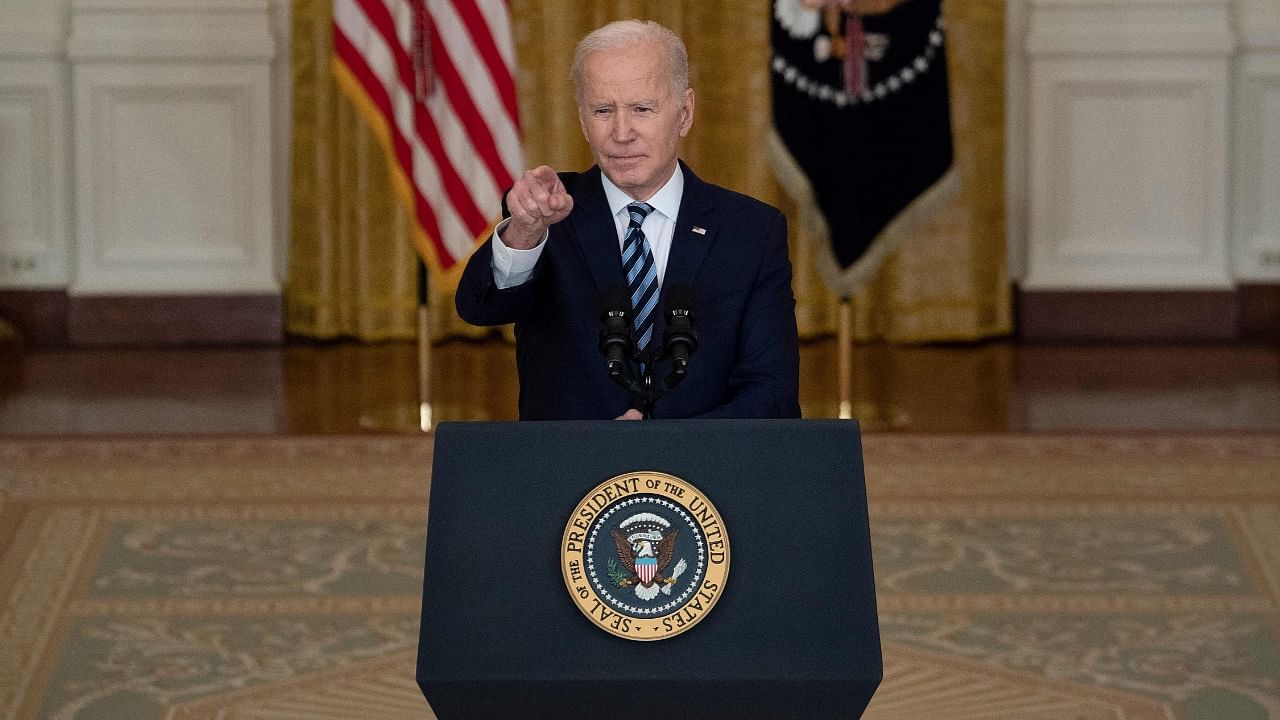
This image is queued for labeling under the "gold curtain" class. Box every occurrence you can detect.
[287,0,1009,342]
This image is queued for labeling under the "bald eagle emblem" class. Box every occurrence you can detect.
[609,513,689,601]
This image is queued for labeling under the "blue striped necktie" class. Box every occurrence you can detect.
[621,202,658,353]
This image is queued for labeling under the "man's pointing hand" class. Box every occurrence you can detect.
[499,165,574,250]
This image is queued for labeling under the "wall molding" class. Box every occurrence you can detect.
[66,0,274,62]
[0,30,66,60]
[1027,0,1234,56]
[1232,43,1280,281]
[0,61,71,289]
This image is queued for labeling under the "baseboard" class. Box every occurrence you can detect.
[69,294,283,346]
[0,291,282,347]
[3,287,1272,347]
[0,290,70,349]
[1017,286,1279,342]
[1238,285,1280,342]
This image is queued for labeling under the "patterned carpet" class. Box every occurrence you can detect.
[1,433,1277,719]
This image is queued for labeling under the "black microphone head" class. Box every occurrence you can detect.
[600,286,631,320]
[599,286,633,360]
[661,285,696,387]
[664,284,695,321]
[662,284,697,363]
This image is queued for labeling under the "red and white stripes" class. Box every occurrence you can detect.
[333,0,522,275]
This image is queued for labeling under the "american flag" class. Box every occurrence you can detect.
[332,0,523,280]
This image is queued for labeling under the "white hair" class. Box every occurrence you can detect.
[572,20,690,103]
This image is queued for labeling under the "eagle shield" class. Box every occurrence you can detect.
[611,513,681,601]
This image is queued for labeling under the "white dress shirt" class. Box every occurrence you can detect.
[490,166,685,289]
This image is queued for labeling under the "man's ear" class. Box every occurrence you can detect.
[679,88,695,137]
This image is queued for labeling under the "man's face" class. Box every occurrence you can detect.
[577,42,695,201]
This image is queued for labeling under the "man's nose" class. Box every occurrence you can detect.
[611,114,634,142]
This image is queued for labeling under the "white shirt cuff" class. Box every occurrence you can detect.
[491,218,548,289]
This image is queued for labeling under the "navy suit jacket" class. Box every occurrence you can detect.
[455,163,800,420]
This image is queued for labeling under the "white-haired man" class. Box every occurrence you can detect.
[456,20,800,420]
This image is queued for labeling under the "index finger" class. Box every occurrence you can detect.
[528,165,562,193]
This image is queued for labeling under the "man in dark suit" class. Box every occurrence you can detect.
[456,20,800,420]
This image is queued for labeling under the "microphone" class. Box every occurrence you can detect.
[662,285,697,387]
[598,287,633,378]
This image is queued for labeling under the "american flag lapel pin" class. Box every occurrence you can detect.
[692,225,707,235]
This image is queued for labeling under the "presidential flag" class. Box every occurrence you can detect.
[768,0,956,297]
[332,0,522,281]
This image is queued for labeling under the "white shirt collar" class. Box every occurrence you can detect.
[600,165,684,223]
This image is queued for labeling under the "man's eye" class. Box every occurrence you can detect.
[594,108,612,116]
[636,106,653,114]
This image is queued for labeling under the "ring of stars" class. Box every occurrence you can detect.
[586,495,708,617]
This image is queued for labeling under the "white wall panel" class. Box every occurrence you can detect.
[0,62,70,287]
[67,0,277,296]
[1021,0,1234,290]
[72,65,274,293]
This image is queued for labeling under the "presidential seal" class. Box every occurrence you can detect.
[561,471,730,641]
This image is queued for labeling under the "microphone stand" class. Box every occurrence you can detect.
[600,346,668,420]
[640,367,657,419]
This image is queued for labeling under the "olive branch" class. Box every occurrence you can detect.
[607,557,630,587]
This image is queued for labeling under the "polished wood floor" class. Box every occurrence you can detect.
[0,339,1276,433]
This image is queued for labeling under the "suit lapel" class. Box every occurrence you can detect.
[567,167,627,293]
[662,162,717,300]
[650,163,716,349]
